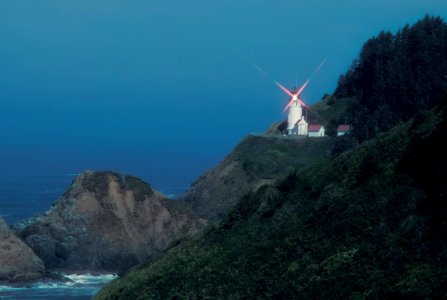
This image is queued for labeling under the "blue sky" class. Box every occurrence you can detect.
[0,0,446,191]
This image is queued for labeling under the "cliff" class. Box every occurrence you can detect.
[0,217,44,282]
[180,135,335,221]
[94,16,447,298]
[14,171,205,272]
[95,100,447,300]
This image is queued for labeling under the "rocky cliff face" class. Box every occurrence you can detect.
[14,171,205,272]
[180,135,334,221]
[0,217,44,282]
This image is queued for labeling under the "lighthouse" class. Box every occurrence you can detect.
[287,98,302,134]
[276,81,309,135]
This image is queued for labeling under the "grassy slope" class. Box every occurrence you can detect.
[95,103,447,299]
[181,134,337,221]
[309,96,354,126]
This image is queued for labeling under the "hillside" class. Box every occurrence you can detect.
[94,16,447,298]
[95,99,447,299]
[335,15,447,141]
[180,135,337,221]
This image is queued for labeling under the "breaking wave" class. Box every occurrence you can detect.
[0,273,117,299]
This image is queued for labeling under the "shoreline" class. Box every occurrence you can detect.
[0,272,117,289]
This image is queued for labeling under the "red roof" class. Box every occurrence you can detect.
[308,124,322,132]
[337,125,350,132]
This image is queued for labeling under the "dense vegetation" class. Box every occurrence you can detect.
[96,99,447,299]
[237,136,332,178]
[307,96,355,137]
[333,15,447,141]
[95,16,447,299]
[181,135,339,221]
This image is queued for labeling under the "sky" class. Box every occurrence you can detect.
[0,0,446,192]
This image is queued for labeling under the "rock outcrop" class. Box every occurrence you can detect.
[14,171,205,272]
[0,217,44,282]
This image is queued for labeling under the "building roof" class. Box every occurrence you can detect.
[308,124,323,132]
[337,125,351,132]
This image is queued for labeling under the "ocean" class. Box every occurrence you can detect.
[0,172,192,299]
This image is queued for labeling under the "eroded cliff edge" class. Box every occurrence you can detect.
[14,171,206,272]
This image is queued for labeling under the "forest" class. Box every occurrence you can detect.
[95,16,447,299]
[334,15,447,141]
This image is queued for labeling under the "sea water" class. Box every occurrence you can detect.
[0,174,75,225]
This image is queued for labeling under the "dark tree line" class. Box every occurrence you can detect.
[334,15,447,141]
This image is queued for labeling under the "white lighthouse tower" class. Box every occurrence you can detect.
[277,81,309,135]
[287,100,302,134]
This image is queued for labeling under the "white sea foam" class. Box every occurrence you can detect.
[0,285,26,292]
[0,273,117,292]
[64,273,118,284]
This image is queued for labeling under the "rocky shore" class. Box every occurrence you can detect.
[11,171,205,273]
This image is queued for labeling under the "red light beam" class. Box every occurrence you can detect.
[282,79,311,112]
[313,58,327,75]
[274,81,294,97]
[296,80,309,96]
